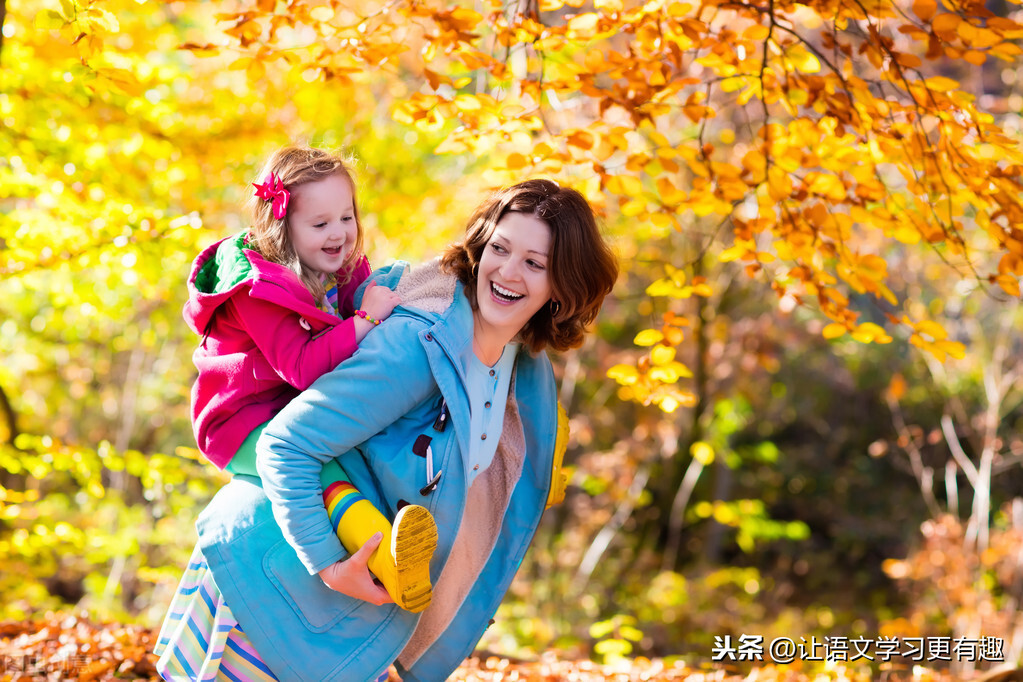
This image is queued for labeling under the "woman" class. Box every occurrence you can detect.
[159,179,618,681]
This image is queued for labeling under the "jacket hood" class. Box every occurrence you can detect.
[364,258,477,369]
[183,231,336,335]
[356,258,463,326]
[391,257,459,316]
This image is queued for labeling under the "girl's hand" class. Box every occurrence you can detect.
[361,280,401,322]
[317,532,394,605]
[353,281,402,343]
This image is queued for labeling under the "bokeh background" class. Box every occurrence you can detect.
[2,0,1023,677]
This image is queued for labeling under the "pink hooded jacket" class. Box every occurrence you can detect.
[184,232,372,469]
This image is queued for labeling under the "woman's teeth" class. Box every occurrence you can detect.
[492,283,523,301]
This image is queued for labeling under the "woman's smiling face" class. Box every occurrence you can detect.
[474,212,553,343]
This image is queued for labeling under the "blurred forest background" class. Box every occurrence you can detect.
[2,0,1023,677]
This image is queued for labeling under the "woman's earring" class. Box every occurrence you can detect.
[549,299,561,317]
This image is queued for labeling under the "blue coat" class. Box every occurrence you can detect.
[194,260,565,681]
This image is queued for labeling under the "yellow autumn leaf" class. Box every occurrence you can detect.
[649,361,692,383]
[454,94,482,111]
[656,176,685,204]
[567,12,599,38]
[857,254,888,279]
[719,75,748,93]
[646,278,683,298]
[691,441,715,465]
[650,212,675,229]
[98,68,146,97]
[87,479,106,499]
[914,319,948,341]
[667,361,693,378]
[607,364,639,385]
[892,222,922,244]
[961,26,1002,49]
[720,243,752,263]
[620,199,646,217]
[651,345,676,365]
[657,396,681,413]
[822,323,848,339]
[935,340,967,360]
[742,149,766,177]
[912,336,946,362]
[806,172,846,200]
[606,173,643,196]
[634,329,664,346]
[767,165,793,201]
[878,282,898,306]
[788,46,821,73]
[851,322,893,344]
[88,8,121,32]
[650,366,679,383]
[991,42,1023,59]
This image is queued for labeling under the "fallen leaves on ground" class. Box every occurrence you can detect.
[0,613,978,681]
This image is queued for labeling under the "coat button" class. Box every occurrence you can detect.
[481,434,487,440]
[424,333,433,341]
[485,401,491,409]
[489,369,495,377]
[473,464,479,471]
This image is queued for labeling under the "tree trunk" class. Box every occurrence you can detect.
[660,256,710,571]
[0,382,18,445]
[0,0,6,66]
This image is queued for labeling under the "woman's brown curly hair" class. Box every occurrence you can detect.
[440,179,618,353]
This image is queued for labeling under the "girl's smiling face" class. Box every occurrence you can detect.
[474,212,553,344]
[287,173,357,275]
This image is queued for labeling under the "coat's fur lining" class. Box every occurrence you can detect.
[394,257,458,315]
[398,376,527,668]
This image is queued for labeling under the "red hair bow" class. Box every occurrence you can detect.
[253,172,290,220]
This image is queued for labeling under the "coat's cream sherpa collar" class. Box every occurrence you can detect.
[394,257,458,315]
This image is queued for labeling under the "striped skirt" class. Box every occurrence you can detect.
[155,547,394,682]
[154,547,279,682]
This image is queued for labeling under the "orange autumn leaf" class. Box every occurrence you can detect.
[912,0,937,21]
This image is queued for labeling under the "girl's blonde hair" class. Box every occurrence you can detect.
[246,145,363,302]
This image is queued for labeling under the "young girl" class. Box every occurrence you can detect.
[176,145,436,614]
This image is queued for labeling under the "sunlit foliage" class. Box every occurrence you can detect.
[192,0,1023,413]
[1,0,1022,670]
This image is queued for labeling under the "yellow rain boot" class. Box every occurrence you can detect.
[323,482,437,613]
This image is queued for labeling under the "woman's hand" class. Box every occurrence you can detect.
[317,532,395,606]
